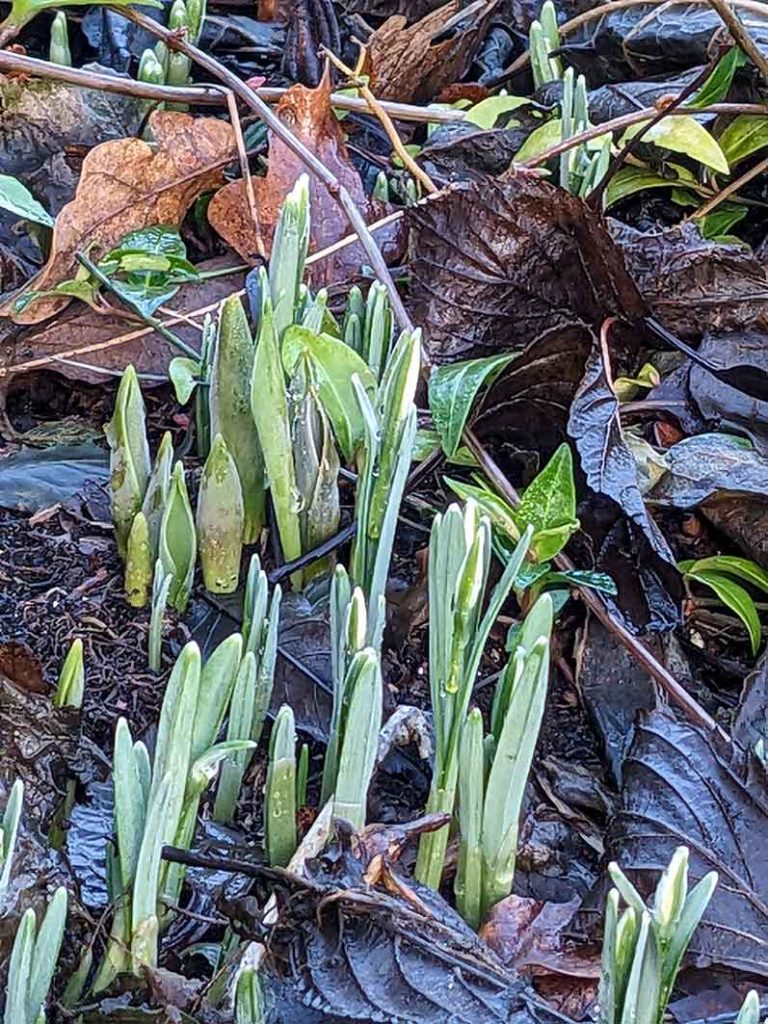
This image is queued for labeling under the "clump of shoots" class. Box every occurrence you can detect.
[53,638,84,709]
[1,778,23,895]
[415,506,533,890]
[342,282,393,381]
[529,0,563,87]
[455,594,553,928]
[5,886,68,1024]
[214,555,281,823]
[598,847,718,1023]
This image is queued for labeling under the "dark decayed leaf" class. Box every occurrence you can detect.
[407,177,645,364]
[420,122,535,183]
[564,4,768,82]
[0,443,108,512]
[220,828,542,1024]
[567,344,676,571]
[600,708,768,978]
[689,333,768,455]
[650,433,768,508]
[576,619,660,786]
[733,656,768,755]
[612,221,768,340]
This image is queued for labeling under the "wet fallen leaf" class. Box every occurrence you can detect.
[2,260,245,385]
[594,708,768,978]
[0,442,108,512]
[613,220,768,339]
[734,656,768,757]
[650,433,768,509]
[407,177,645,364]
[2,111,235,325]
[208,75,399,287]
[368,0,498,104]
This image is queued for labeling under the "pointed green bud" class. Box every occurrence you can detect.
[372,170,390,203]
[166,50,191,88]
[168,0,188,29]
[53,638,84,709]
[49,11,71,66]
[105,365,151,560]
[364,282,392,380]
[211,295,265,543]
[269,174,310,341]
[159,462,197,612]
[265,705,297,867]
[125,511,153,608]
[138,48,165,86]
[153,40,169,78]
[197,434,244,594]
[186,0,205,42]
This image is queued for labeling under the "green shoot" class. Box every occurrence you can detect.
[53,638,85,709]
[598,847,718,1024]
[415,505,533,890]
[269,175,310,343]
[49,11,70,65]
[125,511,153,608]
[197,434,244,594]
[214,556,282,823]
[148,559,173,672]
[159,461,197,612]
[211,295,265,542]
[333,647,382,830]
[235,965,266,1024]
[735,991,765,1023]
[106,365,151,559]
[141,430,173,561]
[4,886,68,1024]
[265,705,298,867]
[1,779,23,895]
[529,0,563,88]
[456,595,553,927]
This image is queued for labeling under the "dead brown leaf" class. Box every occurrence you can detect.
[369,0,498,104]
[3,111,235,327]
[208,74,401,287]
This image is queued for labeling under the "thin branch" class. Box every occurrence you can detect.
[707,0,768,80]
[692,152,768,217]
[323,47,439,194]
[223,89,266,260]
[462,427,730,743]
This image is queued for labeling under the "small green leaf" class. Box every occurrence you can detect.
[604,167,691,209]
[513,444,579,560]
[682,555,768,594]
[698,203,747,241]
[0,174,54,226]
[159,462,197,612]
[446,476,521,542]
[718,115,768,166]
[196,434,244,595]
[686,569,762,654]
[622,116,729,175]
[514,117,563,162]
[464,95,530,130]
[428,353,516,458]
[282,325,377,459]
[689,47,747,108]
[169,357,200,405]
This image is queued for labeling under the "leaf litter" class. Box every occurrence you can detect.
[3,0,768,1020]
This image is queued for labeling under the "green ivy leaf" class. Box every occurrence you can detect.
[282,325,377,460]
[514,118,562,162]
[718,115,768,166]
[428,353,516,458]
[622,116,729,175]
[689,47,748,108]
[0,174,53,226]
[513,443,579,560]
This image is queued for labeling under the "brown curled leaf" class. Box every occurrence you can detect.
[3,111,236,326]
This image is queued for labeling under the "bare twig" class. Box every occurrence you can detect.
[462,428,729,742]
[707,0,768,79]
[223,90,266,260]
[692,152,768,217]
[322,47,439,194]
